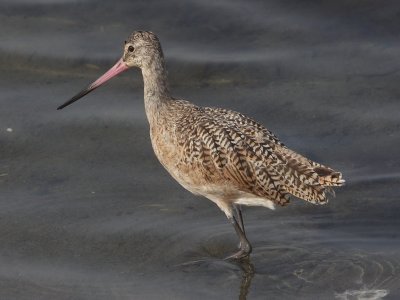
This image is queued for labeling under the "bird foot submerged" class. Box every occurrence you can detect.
[224,243,252,260]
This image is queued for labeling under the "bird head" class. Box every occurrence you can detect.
[57,30,162,110]
[123,31,163,69]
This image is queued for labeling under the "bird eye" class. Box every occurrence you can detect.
[128,45,134,52]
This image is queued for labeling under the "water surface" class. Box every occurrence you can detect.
[1,1,399,299]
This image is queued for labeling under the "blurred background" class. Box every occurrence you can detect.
[1,0,399,299]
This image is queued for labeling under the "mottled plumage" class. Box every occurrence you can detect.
[58,31,345,259]
[150,99,344,218]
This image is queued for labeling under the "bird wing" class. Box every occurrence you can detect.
[175,103,343,206]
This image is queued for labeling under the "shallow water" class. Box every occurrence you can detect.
[1,1,400,299]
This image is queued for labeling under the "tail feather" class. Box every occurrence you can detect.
[272,144,345,205]
[313,166,345,187]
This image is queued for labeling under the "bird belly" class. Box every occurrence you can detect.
[151,137,216,196]
[149,127,275,216]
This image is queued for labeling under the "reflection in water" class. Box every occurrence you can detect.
[178,256,256,300]
[177,256,255,299]
[237,258,255,300]
[228,251,397,300]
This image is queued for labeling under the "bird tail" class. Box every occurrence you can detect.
[313,166,345,187]
[271,145,345,205]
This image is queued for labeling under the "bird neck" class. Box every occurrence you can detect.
[141,57,170,122]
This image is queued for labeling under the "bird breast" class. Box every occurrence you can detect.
[149,122,226,196]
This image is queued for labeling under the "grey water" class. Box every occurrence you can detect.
[1,0,400,299]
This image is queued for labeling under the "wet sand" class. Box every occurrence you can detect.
[1,1,400,299]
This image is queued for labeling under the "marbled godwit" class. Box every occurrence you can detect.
[58,31,345,259]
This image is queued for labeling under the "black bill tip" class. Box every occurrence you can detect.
[57,58,128,110]
[57,87,93,110]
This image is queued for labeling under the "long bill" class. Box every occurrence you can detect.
[57,58,129,110]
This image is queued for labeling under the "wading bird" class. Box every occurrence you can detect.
[58,31,344,259]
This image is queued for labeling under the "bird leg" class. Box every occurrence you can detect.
[234,205,245,248]
[225,215,252,260]
[234,205,245,231]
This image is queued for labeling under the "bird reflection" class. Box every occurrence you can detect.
[178,255,255,299]
[236,257,255,300]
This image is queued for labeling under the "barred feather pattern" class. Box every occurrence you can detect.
[149,100,344,211]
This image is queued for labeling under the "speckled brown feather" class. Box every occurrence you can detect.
[154,100,344,207]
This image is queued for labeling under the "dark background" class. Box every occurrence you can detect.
[1,1,399,299]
